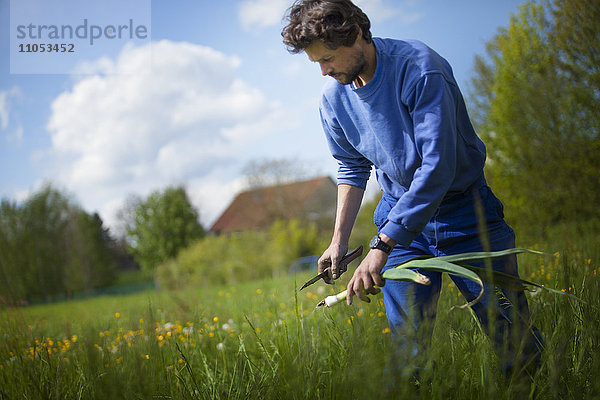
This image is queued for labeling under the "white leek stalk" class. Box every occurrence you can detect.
[316,286,385,308]
[316,290,348,308]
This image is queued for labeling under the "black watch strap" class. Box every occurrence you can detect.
[369,235,392,254]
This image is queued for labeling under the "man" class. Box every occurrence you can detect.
[282,0,543,380]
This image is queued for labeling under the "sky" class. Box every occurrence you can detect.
[0,0,525,234]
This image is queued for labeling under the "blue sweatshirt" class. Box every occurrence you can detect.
[319,37,487,247]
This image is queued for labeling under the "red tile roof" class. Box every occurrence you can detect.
[209,176,337,234]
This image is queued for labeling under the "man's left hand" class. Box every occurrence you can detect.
[346,249,388,305]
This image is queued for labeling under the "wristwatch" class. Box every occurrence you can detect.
[369,235,393,254]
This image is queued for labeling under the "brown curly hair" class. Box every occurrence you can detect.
[281,0,372,53]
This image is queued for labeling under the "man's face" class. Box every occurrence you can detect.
[305,40,366,85]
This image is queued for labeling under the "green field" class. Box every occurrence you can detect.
[1,233,599,399]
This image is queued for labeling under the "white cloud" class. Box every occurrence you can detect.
[0,92,10,130]
[0,86,24,144]
[239,0,292,30]
[46,40,289,229]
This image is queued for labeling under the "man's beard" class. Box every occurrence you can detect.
[330,52,366,85]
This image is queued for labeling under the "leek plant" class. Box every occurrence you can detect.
[317,248,579,308]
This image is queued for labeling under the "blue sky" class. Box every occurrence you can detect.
[0,0,525,232]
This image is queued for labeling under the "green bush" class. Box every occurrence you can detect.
[155,219,326,290]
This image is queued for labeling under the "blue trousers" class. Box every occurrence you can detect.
[375,178,544,377]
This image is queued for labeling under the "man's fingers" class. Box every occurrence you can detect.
[357,289,371,303]
[345,249,387,304]
[330,256,340,279]
[372,273,385,287]
[347,281,361,305]
[318,247,347,283]
[346,286,354,305]
[365,286,381,296]
[347,279,374,305]
[348,287,370,304]
[317,257,332,283]
[317,255,328,272]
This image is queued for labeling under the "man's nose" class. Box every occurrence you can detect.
[320,62,332,76]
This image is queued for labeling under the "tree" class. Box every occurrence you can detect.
[19,184,73,299]
[64,212,118,293]
[552,0,600,101]
[0,199,26,303]
[0,183,119,303]
[121,186,205,272]
[468,0,600,227]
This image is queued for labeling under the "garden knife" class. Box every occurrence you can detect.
[299,245,363,291]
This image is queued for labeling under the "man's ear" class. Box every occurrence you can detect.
[353,24,369,47]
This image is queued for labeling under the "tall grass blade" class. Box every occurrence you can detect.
[244,315,277,376]
[175,341,205,399]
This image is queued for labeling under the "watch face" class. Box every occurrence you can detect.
[369,235,379,248]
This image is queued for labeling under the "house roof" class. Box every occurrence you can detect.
[209,176,336,234]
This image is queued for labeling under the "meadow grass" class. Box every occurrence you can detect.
[1,232,599,399]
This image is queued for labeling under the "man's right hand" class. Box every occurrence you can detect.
[317,242,349,284]
[319,184,365,284]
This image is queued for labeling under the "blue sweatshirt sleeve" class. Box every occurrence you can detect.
[379,73,458,246]
[319,97,372,189]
